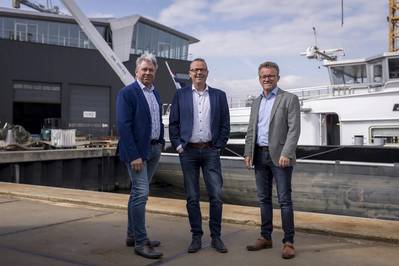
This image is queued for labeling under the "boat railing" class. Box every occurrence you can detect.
[288,85,332,99]
[289,82,385,100]
[384,79,399,89]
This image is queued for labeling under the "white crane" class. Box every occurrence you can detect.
[300,27,344,61]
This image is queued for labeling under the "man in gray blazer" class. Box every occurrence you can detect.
[244,61,300,259]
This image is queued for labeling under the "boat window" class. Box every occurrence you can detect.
[370,127,399,144]
[388,58,399,78]
[373,64,383,82]
[330,64,367,85]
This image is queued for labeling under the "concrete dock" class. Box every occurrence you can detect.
[0,182,398,266]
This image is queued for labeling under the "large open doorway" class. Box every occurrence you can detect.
[326,113,340,145]
[13,102,61,134]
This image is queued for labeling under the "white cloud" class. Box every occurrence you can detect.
[161,0,386,59]
[189,5,386,58]
[158,0,209,27]
[279,74,325,89]
[189,24,313,58]
[208,77,259,107]
[157,0,388,103]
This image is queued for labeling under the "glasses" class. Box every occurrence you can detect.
[190,68,207,73]
[260,75,277,80]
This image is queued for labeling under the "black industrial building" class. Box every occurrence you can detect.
[0,7,199,137]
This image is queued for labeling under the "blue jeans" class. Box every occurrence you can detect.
[254,149,295,244]
[126,143,161,245]
[179,146,223,239]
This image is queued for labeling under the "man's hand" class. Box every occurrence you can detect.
[177,147,184,154]
[278,155,290,168]
[244,156,253,169]
[130,158,144,172]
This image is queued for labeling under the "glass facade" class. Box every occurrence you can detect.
[131,22,189,60]
[0,15,106,49]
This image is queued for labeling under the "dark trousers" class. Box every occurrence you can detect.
[254,149,295,244]
[179,146,223,239]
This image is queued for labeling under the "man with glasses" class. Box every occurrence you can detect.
[169,58,230,254]
[244,61,300,259]
[116,53,164,260]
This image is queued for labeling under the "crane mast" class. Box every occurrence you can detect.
[389,0,399,52]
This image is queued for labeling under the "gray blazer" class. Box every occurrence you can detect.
[244,88,301,166]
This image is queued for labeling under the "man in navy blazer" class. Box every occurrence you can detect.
[169,58,230,253]
[116,53,164,260]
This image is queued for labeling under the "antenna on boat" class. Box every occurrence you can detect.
[313,26,318,47]
[341,0,344,26]
[300,27,344,61]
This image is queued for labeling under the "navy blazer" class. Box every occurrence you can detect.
[169,85,230,150]
[116,81,164,163]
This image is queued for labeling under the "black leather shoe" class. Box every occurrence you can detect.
[211,238,228,253]
[134,240,163,259]
[187,238,202,253]
[126,238,161,247]
[126,238,135,247]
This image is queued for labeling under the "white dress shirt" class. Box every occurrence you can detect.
[190,85,212,143]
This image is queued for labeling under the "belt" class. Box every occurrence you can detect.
[187,142,212,149]
[255,145,269,151]
[150,139,160,145]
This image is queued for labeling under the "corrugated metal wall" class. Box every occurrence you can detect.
[68,84,110,137]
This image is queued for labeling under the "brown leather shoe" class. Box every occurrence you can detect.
[282,242,295,259]
[246,238,272,251]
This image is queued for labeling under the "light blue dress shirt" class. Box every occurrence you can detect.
[137,80,160,141]
[256,87,278,146]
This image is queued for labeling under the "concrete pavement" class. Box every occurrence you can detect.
[0,182,398,243]
[1,192,398,266]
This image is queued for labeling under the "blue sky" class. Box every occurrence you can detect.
[1,0,389,106]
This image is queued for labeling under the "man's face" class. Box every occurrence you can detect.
[135,60,156,87]
[189,61,208,86]
[259,67,279,93]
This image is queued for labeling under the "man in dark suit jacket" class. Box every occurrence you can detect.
[169,58,230,254]
[244,61,300,259]
[116,53,164,260]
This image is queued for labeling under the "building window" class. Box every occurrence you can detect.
[0,17,4,39]
[131,22,189,60]
[0,15,106,50]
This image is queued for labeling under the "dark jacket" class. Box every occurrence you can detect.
[116,81,164,163]
[169,85,230,149]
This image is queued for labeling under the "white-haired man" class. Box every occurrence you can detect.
[116,53,164,260]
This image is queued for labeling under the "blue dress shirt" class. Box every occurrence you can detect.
[256,87,278,146]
